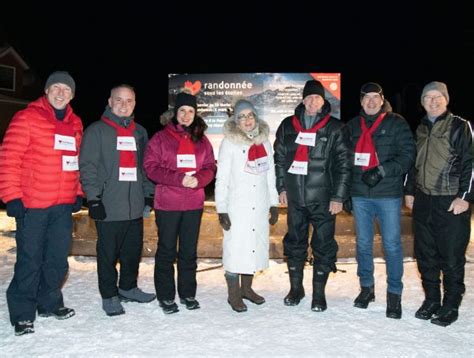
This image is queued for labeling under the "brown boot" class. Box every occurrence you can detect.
[241,274,265,305]
[225,273,247,312]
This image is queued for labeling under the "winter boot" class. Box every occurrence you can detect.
[225,273,247,312]
[431,294,462,327]
[102,296,125,316]
[180,297,200,310]
[386,292,402,319]
[241,274,265,305]
[14,320,34,336]
[354,285,375,309]
[284,261,305,306]
[158,299,179,314]
[415,300,441,320]
[118,287,156,303]
[311,267,329,312]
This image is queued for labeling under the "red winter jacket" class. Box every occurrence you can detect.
[0,96,83,208]
[144,123,216,211]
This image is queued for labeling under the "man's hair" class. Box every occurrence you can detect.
[110,84,135,97]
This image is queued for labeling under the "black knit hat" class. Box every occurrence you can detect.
[360,82,383,100]
[302,80,325,100]
[174,92,197,113]
[44,71,76,94]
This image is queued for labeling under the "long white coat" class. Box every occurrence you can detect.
[215,119,279,274]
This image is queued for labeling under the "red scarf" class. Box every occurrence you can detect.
[291,114,330,164]
[354,113,386,170]
[165,125,196,173]
[246,143,268,174]
[102,117,137,169]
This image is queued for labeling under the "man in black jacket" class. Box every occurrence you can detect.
[346,82,415,319]
[405,81,473,327]
[274,79,351,312]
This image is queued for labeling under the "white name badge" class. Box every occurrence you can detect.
[295,132,316,147]
[245,156,270,174]
[177,154,197,169]
[54,134,76,151]
[354,152,371,166]
[62,155,79,171]
[288,160,308,175]
[117,136,137,151]
[119,167,137,181]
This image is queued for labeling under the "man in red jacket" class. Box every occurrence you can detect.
[0,71,83,336]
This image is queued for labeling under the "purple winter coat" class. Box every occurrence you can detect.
[144,122,216,211]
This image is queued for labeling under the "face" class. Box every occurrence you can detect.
[303,94,324,116]
[108,87,136,117]
[422,90,448,118]
[176,106,195,127]
[361,92,384,115]
[45,83,73,110]
[237,109,257,133]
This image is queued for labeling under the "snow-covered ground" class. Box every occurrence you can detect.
[1,218,473,357]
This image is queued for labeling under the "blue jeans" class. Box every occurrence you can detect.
[352,197,403,294]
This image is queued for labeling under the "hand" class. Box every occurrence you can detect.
[218,213,231,231]
[362,166,384,188]
[182,175,198,188]
[279,191,288,205]
[6,199,25,219]
[269,206,279,225]
[343,198,352,213]
[329,201,343,215]
[448,198,469,215]
[72,196,83,213]
[405,195,414,210]
[88,200,107,220]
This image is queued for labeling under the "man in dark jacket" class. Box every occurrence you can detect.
[80,84,156,316]
[405,81,473,327]
[346,82,415,319]
[274,79,351,312]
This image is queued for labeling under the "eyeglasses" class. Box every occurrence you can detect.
[423,95,444,103]
[237,112,256,121]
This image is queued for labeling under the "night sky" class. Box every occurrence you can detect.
[1,3,472,134]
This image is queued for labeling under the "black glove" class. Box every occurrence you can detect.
[6,199,25,219]
[88,200,107,220]
[269,206,279,225]
[72,196,83,213]
[343,198,352,214]
[218,213,231,231]
[145,197,154,208]
[362,166,384,188]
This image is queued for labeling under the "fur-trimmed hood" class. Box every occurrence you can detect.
[160,109,175,126]
[223,119,270,145]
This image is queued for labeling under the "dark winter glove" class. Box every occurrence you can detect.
[144,197,154,208]
[88,200,107,221]
[269,206,279,225]
[6,199,25,219]
[72,196,83,213]
[218,213,231,231]
[362,166,385,188]
[343,198,352,214]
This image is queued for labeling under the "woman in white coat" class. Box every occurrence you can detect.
[215,99,279,312]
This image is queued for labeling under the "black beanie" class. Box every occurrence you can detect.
[360,82,383,100]
[174,92,197,113]
[44,71,76,94]
[302,80,325,100]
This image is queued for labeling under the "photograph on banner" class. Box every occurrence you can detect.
[168,73,341,157]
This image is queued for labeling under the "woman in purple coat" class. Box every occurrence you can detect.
[144,91,216,314]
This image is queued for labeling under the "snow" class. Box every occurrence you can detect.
[1,219,473,357]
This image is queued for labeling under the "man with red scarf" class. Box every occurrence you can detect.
[274,79,351,312]
[0,71,82,336]
[80,85,156,317]
[346,82,415,319]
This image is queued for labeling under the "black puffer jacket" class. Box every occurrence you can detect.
[274,101,351,206]
[346,101,415,198]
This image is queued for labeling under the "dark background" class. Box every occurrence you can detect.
[1,3,472,134]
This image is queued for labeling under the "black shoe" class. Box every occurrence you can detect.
[431,306,458,327]
[159,300,179,314]
[14,320,34,336]
[284,287,305,306]
[38,307,75,320]
[180,297,200,310]
[311,297,327,312]
[354,286,375,309]
[415,300,441,320]
[386,292,402,319]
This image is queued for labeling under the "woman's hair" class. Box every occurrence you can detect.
[172,115,208,142]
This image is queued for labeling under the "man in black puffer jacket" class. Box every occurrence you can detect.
[346,82,415,319]
[274,79,351,312]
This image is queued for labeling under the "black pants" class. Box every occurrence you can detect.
[283,201,338,270]
[7,204,73,325]
[154,209,203,301]
[413,191,470,306]
[95,218,144,299]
